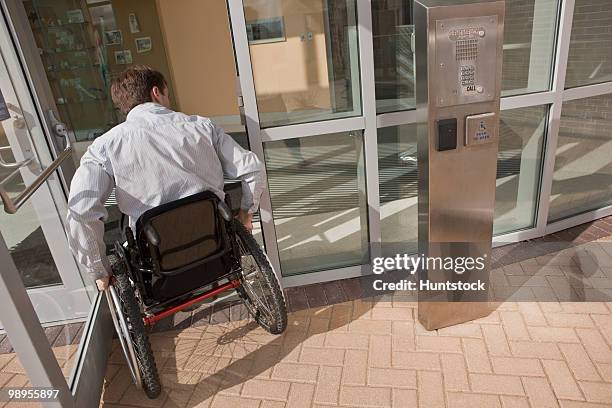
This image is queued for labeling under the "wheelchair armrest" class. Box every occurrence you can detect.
[143,224,161,246]
[217,201,232,221]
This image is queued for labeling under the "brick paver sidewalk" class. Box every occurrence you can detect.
[99,296,612,407]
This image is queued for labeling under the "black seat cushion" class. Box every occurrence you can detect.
[135,190,229,275]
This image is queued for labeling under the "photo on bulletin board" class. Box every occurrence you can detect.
[115,50,132,65]
[128,13,140,33]
[135,37,152,53]
[66,9,84,23]
[104,30,122,45]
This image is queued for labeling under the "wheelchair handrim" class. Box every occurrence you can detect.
[236,238,276,326]
[106,286,142,387]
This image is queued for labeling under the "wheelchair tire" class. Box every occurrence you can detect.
[233,219,287,335]
[109,255,162,399]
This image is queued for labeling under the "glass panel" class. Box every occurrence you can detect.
[0,126,61,288]
[378,124,417,254]
[548,94,612,222]
[244,0,361,128]
[377,107,547,246]
[371,0,558,111]
[494,105,547,235]
[265,131,369,275]
[0,69,87,386]
[372,1,415,114]
[566,0,612,88]
[502,0,558,96]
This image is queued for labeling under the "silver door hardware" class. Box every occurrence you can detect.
[47,109,70,145]
[0,145,72,214]
[0,111,73,213]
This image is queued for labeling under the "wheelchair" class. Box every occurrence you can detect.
[104,189,287,399]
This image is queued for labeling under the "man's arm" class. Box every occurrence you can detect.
[66,147,115,290]
[210,122,265,228]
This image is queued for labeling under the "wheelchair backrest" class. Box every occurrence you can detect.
[135,191,229,275]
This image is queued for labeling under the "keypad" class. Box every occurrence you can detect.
[460,65,475,86]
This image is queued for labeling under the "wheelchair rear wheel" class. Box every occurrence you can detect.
[108,254,161,399]
[233,219,287,334]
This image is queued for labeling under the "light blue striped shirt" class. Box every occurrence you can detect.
[66,102,265,280]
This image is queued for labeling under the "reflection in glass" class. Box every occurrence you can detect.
[265,132,369,275]
[371,0,558,111]
[0,119,84,382]
[244,0,361,128]
[378,124,417,254]
[0,119,62,288]
[372,1,415,114]
[549,95,612,222]
[502,0,558,96]
[494,106,547,234]
[566,0,612,88]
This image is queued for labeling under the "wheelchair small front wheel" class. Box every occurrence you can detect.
[108,255,161,399]
[233,219,287,335]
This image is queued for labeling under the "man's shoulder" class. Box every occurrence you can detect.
[91,122,129,144]
[86,122,134,156]
[175,112,215,128]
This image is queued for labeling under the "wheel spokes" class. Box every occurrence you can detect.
[237,238,276,324]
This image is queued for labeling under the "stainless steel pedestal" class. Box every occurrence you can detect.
[415,0,505,330]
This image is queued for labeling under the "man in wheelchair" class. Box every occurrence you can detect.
[64,65,287,398]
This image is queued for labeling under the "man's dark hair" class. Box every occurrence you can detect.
[110,65,167,115]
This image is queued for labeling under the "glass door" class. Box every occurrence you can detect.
[228,0,374,284]
[0,16,91,326]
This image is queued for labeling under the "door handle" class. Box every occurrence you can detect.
[0,145,72,214]
[47,109,70,147]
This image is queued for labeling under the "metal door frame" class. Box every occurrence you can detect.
[227,0,381,287]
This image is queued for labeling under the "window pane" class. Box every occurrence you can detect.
[494,105,547,234]
[264,132,369,276]
[244,0,361,128]
[502,0,558,96]
[377,108,547,244]
[548,94,612,222]
[378,124,417,254]
[566,0,612,88]
[371,0,558,111]
[372,2,415,114]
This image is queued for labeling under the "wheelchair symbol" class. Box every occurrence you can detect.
[479,121,486,131]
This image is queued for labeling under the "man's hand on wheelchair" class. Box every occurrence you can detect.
[96,276,110,291]
[237,209,253,232]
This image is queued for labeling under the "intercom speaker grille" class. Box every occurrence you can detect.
[456,38,478,61]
